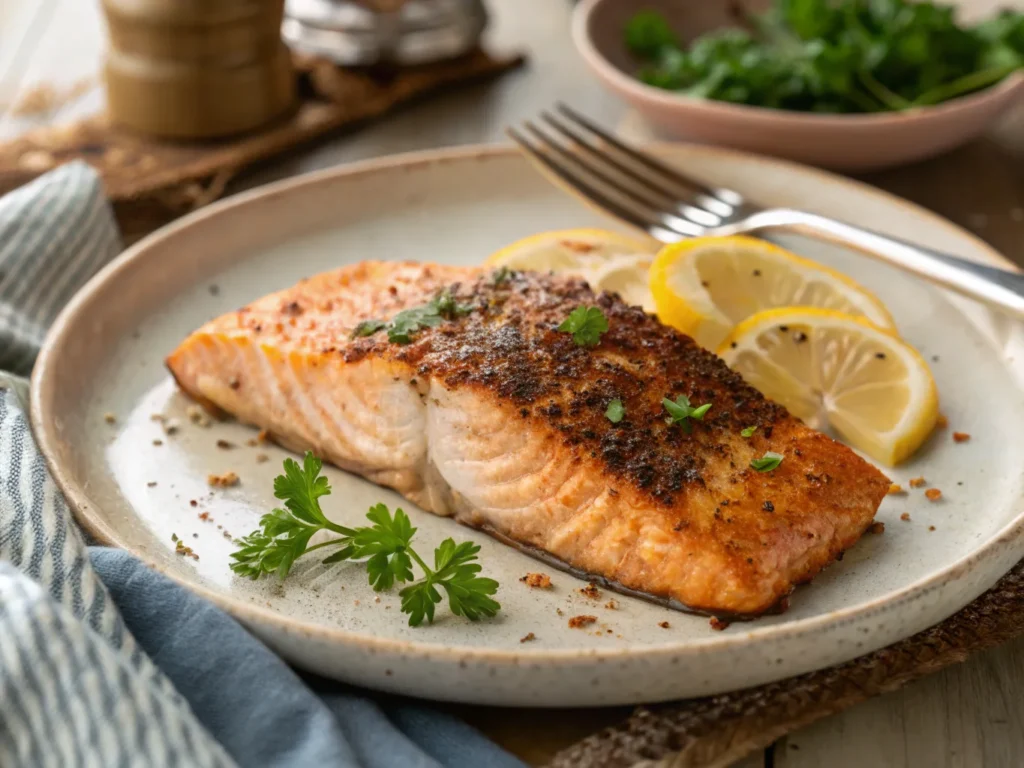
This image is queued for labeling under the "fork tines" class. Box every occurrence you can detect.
[507,104,743,242]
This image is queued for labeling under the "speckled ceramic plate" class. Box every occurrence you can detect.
[32,145,1024,707]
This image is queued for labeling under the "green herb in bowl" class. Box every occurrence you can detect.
[624,0,1024,113]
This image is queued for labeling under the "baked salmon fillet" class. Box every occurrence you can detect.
[167,261,890,617]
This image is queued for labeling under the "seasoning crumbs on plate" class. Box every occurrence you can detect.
[929,525,936,532]
[867,521,885,535]
[255,453,269,463]
[887,483,903,495]
[952,432,971,443]
[908,477,926,488]
[186,405,213,427]
[900,512,911,522]
[103,412,116,424]
[520,632,536,643]
[174,538,198,561]
[935,413,948,428]
[520,572,552,589]
[604,599,619,610]
[216,439,235,450]
[568,615,597,629]
[152,439,163,446]
[579,583,601,599]
[208,471,239,488]
[709,617,730,631]
[658,621,670,629]
[925,488,943,502]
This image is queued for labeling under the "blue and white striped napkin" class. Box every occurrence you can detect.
[0,163,525,768]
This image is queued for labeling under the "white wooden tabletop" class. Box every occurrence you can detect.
[3,1,1023,766]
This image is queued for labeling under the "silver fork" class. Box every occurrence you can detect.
[508,104,1024,322]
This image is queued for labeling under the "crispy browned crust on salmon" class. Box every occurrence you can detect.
[167,261,890,617]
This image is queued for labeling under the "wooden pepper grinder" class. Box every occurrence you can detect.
[102,0,296,139]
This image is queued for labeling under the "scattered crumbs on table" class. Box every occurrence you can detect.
[658,621,670,629]
[255,453,269,463]
[385,605,391,610]
[353,600,360,606]
[606,628,613,634]
[925,488,943,502]
[147,481,157,487]
[957,481,964,486]
[246,438,259,447]
[604,599,619,610]
[216,439,235,450]
[867,521,885,535]
[908,476,926,488]
[162,419,180,436]
[520,572,552,589]
[887,483,903,495]
[198,511,211,521]
[709,617,730,631]
[192,533,198,539]
[579,583,601,599]
[555,607,564,617]
[931,354,940,363]
[222,531,232,540]
[152,439,163,446]
[519,632,536,643]
[208,471,239,487]
[935,413,948,429]
[952,432,971,443]
[929,525,936,532]
[189,499,198,507]
[186,405,212,427]
[374,596,381,603]
[209,284,220,296]
[568,615,597,629]
[900,512,911,522]
[103,412,116,424]
[256,428,270,443]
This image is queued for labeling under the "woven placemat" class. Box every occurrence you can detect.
[0,49,523,242]
[549,558,1024,767]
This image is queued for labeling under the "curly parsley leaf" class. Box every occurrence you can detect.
[558,306,609,347]
[230,452,500,626]
[751,451,785,472]
[605,398,625,423]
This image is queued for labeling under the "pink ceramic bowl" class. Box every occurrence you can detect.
[572,0,1024,172]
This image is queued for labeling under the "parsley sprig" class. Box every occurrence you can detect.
[558,306,609,347]
[662,394,712,433]
[230,453,500,626]
[350,288,474,344]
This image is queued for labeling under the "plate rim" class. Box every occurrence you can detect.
[31,142,1024,667]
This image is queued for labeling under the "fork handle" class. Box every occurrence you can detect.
[741,209,1024,322]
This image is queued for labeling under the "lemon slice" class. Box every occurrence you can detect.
[649,236,896,350]
[718,308,938,466]
[485,228,657,310]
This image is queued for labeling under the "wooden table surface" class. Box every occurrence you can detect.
[2,1,1022,766]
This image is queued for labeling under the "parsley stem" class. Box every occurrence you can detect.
[323,521,358,537]
[407,547,434,578]
[305,537,352,554]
